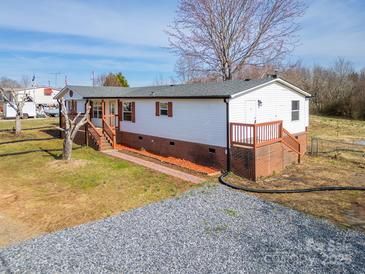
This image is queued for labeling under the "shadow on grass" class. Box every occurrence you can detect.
[41,128,60,138]
[0,147,82,158]
[0,137,57,145]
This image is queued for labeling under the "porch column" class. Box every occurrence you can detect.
[101,99,105,133]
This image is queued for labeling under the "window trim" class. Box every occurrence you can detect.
[92,102,102,118]
[159,102,168,116]
[291,100,300,121]
[123,101,133,122]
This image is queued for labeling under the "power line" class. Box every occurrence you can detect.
[48,72,62,87]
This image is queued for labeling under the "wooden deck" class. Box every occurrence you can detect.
[230,120,302,159]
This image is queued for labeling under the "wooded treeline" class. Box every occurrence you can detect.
[262,59,365,120]
[178,58,365,120]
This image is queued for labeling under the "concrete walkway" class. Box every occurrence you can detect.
[102,150,205,184]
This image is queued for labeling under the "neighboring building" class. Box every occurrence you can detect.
[22,87,60,106]
[2,87,60,119]
[55,76,311,180]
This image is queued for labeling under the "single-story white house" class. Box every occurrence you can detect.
[55,76,311,179]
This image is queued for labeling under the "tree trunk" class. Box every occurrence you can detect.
[15,114,21,135]
[62,137,73,161]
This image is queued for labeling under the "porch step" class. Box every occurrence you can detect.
[99,136,112,151]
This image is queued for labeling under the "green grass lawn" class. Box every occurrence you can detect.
[0,117,59,130]
[0,118,196,247]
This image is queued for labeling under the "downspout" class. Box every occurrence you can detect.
[224,98,230,172]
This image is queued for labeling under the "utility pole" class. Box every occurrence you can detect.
[91,71,95,87]
[49,72,62,87]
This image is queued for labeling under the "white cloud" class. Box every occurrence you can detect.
[0,53,176,86]
[0,39,171,60]
[294,0,365,68]
[0,0,176,47]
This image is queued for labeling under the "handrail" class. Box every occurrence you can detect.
[282,128,301,154]
[102,117,116,148]
[87,120,102,137]
[230,120,282,147]
[255,120,282,147]
[85,119,102,149]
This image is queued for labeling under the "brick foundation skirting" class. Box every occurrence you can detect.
[231,132,307,180]
[119,131,227,170]
[65,125,306,180]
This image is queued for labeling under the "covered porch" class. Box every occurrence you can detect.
[62,99,121,151]
[87,99,120,150]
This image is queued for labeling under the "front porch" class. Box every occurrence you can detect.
[61,99,120,151]
[87,99,119,150]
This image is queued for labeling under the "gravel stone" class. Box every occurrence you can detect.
[1,185,364,273]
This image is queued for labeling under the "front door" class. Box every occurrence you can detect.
[108,101,117,128]
[245,100,257,124]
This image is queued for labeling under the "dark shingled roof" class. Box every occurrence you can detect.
[64,78,275,99]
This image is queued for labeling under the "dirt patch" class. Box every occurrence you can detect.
[0,212,42,248]
[46,159,89,171]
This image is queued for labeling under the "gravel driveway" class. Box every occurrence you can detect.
[1,185,364,273]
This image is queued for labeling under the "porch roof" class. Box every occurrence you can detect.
[55,77,310,100]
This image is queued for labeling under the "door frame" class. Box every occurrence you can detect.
[244,100,257,124]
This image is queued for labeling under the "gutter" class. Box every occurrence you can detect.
[224,98,231,172]
[83,96,230,100]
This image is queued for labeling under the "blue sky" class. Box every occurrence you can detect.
[0,0,364,87]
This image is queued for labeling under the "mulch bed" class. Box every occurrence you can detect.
[115,144,219,175]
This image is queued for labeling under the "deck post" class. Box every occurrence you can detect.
[253,124,257,148]
[101,99,105,134]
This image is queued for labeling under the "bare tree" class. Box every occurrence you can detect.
[167,0,306,81]
[21,75,30,88]
[0,77,21,89]
[95,74,106,86]
[0,88,30,134]
[57,97,91,161]
[152,74,177,86]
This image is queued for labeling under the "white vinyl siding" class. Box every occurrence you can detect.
[229,82,307,134]
[121,99,226,147]
[77,100,86,113]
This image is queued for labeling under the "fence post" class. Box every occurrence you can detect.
[310,137,319,156]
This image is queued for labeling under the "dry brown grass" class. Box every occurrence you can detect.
[226,155,365,232]
[0,119,198,247]
[309,115,365,141]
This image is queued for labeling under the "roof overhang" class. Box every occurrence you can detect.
[54,86,73,100]
[83,96,229,100]
[230,78,311,99]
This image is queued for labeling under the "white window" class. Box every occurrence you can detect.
[291,100,300,121]
[93,102,102,118]
[160,102,168,116]
[123,102,132,121]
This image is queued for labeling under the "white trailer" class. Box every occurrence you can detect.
[4,102,36,118]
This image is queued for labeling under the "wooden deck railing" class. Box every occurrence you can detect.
[230,123,255,146]
[102,117,116,149]
[230,120,301,160]
[282,128,301,154]
[86,119,102,148]
[230,120,283,147]
[104,114,117,128]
